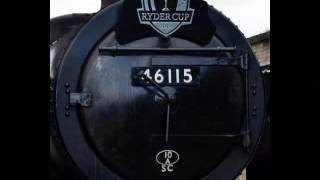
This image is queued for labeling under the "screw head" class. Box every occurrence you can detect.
[154,95,163,103]
[252,112,257,117]
[252,83,257,89]
[169,95,176,103]
[252,90,257,95]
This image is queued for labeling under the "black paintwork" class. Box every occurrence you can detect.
[50,1,266,180]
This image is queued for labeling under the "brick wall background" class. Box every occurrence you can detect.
[248,31,270,66]
[251,40,270,66]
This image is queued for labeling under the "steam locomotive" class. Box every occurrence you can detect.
[50,0,270,179]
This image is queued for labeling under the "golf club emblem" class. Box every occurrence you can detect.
[137,0,195,37]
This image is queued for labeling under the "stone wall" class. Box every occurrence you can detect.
[248,31,270,66]
[251,40,270,66]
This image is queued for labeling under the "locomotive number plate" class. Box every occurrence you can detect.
[132,67,200,86]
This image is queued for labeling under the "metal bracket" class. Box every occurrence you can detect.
[151,56,243,67]
[69,93,92,107]
[99,46,237,56]
[243,52,251,152]
[240,53,248,70]
[151,130,251,145]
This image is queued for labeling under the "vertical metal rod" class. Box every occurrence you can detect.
[165,104,171,142]
[243,53,251,152]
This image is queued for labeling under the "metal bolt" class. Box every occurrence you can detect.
[252,90,257,95]
[253,106,257,111]
[169,95,176,103]
[154,95,163,103]
[65,89,70,94]
[65,111,70,117]
[65,83,70,88]
[252,83,257,89]
[252,112,257,117]
[50,87,54,92]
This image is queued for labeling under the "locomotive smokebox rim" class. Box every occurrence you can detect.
[54,1,265,180]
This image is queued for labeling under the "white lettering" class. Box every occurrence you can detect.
[160,13,165,20]
[141,12,191,22]
[147,13,153,20]
[156,149,180,173]
[143,69,152,80]
[168,69,172,83]
[161,165,166,172]
[166,13,171,20]
[184,13,190,21]
[165,151,172,159]
[165,158,171,165]
[154,69,164,83]
[161,164,174,172]
[178,13,184,21]
[154,13,159,20]
[176,69,180,83]
[183,69,192,83]
[172,13,179,21]
[167,164,173,172]
[142,13,147,20]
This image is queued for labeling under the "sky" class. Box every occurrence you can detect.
[50,0,270,38]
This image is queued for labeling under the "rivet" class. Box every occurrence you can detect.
[64,83,70,88]
[65,111,70,117]
[65,89,70,94]
[50,87,54,92]
[252,90,257,95]
[154,95,163,103]
[252,112,257,116]
[252,83,257,89]
[253,106,257,110]
[65,105,70,110]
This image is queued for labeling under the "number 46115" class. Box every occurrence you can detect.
[142,68,193,84]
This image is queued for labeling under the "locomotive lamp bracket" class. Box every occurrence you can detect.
[99,46,237,56]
